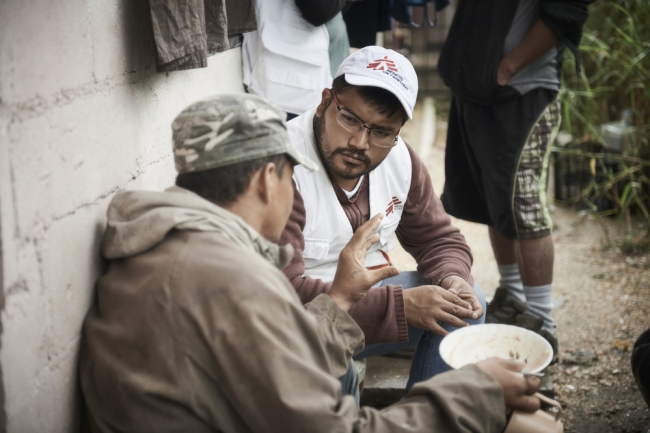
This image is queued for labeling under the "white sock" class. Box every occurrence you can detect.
[523,283,555,333]
[498,264,526,303]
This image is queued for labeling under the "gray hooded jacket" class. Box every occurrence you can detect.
[80,186,506,433]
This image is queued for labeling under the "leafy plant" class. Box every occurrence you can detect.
[557,0,650,241]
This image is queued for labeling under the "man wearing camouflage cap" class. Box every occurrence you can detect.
[79,93,541,432]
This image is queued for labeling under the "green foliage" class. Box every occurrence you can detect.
[558,0,650,239]
[619,234,650,255]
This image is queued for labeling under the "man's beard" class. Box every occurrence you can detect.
[313,113,383,180]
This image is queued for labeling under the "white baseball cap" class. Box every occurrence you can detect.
[335,46,418,119]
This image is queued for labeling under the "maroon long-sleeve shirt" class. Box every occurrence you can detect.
[279,143,474,345]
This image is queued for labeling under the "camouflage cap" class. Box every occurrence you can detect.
[172,93,318,173]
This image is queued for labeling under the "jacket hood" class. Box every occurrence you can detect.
[100,186,293,269]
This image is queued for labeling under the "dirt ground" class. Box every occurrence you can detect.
[393,105,650,432]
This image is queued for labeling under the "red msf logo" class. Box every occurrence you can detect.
[367,56,398,72]
[385,196,403,216]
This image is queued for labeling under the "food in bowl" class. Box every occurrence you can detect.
[439,324,553,373]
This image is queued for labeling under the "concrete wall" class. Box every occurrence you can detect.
[0,1,245,431]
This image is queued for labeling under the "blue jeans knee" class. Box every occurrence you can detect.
[353,272,486,393]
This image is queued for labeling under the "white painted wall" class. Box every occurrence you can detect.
[0,1,246,431]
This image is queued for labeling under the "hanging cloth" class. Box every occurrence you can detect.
[149,0,257,72]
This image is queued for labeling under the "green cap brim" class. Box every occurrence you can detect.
[286,147,319,172]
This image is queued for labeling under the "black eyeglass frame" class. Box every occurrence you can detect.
[330,89,400,148]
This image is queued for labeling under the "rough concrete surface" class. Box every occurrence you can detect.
[364,103,650,432]
[0,2,245,431]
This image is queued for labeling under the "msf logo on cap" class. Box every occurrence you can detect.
[367,56,398,72]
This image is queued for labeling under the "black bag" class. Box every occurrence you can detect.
[632,328,650,410]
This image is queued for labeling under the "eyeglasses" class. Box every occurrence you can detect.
[330,89,399,148]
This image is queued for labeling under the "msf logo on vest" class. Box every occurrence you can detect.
[367,56,398,72]
[385,197,403,216]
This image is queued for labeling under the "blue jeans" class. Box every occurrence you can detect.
[353,271,486,392]
[339,361,360,408]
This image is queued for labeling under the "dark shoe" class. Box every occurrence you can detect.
[540,329,560,365]
[515,314,559,365]
[486,287,527,325]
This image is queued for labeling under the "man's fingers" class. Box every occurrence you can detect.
[362,233,381,251]
[367,266,400,287]
[454,294,482,319]
[344,214,383,252]
[353,213,384,241]
[443,304,478,320]
[514,394,541,413]
[525,375,541,395]
[435,312,469,329]
[469,297,484,316]
[427,320,448,337]
[437,294,474,318]
[449,287,483,315]
[440,291,472,311]
[503,359,527,373]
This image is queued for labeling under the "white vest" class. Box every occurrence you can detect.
[288,108,412,283]
[242,0,332,115]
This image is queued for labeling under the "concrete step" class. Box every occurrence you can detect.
[360,353,557,408]
[360,354,411,408]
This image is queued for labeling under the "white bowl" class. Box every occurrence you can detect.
[439,324,553,373]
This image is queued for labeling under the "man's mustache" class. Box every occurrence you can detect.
[334,148,370,164]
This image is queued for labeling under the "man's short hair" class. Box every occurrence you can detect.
[332,76,408,124]
[176,154,289,206]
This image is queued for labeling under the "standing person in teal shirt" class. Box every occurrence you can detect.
[326,12,351,77]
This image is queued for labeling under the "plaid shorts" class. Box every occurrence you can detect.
[441,88,561,240]
[513,99,561,238]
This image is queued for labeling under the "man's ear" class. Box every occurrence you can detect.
[256,163,277,205]
[315,88,332,117]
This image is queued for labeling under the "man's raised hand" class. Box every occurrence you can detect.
[328,214,400,312]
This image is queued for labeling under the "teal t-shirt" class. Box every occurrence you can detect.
[325,12,350,77]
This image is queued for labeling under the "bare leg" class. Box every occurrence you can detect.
[488,227,554,285]
[488,228,555,333]
[517,235,554,286]
[488,226,524,302]
[488,226,517,265]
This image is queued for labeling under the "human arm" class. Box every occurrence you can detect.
[540,0,592,73]
[295,0,346,27]
[396,144,479,334]
[498,0,593,84]
[396,144,474,287]
[280,181,409,344]
[189,263,512,432]
[359,364,511,432]
[497,19,559,86]
[328,213,400,312]
[214,299,515,432]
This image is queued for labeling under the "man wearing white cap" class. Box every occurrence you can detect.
[281,46,486,390]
